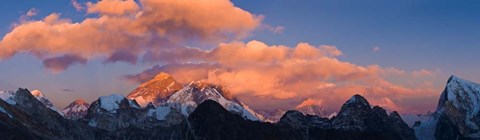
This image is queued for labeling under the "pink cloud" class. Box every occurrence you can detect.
[26,8,38,17]
[43,54,87,73]
[0,0,261,70]
[373,46,380,52]
[262,24,285,34]
[104,50,138,64]
[71,0,84,11]
[412,69,436,77]
[0,0,441,114]
[86,0,139,15]
[125,40,439,113]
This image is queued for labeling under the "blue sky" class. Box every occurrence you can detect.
[0,0,479,111]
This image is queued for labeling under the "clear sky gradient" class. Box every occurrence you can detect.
[0,0,479,113]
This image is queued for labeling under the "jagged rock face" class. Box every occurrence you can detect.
[294,98,328,117]
[167,81,262,121]
[186,100,300,140]
[63,99,90,120]
[30,90,58,112]
[83,94,184,131]
[257,109,286,123]
[127,72,183,106]
[83,94,143,131]
[0,88,95,139]
[332,94,373,131]
[295,104,327,117]
[412,76,480,140]
[327,94,416,140]
[433,75,480,139]
[278,110,330,130]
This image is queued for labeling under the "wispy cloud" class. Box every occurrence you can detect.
[62,89,75,92]
[26,8,38,17]
[373,46,380,52]
[71,0,84,11]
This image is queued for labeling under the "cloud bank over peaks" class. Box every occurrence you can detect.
[0,0,261,71]
[0,0,442,114]
[125,40,440,113]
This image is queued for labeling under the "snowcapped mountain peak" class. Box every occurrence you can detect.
[295,98,328,117]
[99,94,140,113]
[426,75,480,138]
[0,90,16,105]
[447,75,469,83]
[29,89,62,115]
[437,75,480,112]
[73,99,88,105]
[31,90,44,97]
[295,98,322,109]
[152,72,171,80]
[63,99,90,120]
[127,72,183,107]
[167,81,261,121]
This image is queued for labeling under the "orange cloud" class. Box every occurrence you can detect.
[0,0,261,70]
[0,0,440,114]
[125,40,440,114]
[86,0,139,15]
[412,69,436,77]
[71,0,84,11]
[26,8,38,17]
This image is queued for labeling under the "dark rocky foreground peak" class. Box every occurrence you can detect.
[277,94,416,140]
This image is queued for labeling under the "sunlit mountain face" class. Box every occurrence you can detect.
[0,0,479,139]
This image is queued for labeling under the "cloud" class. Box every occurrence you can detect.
[0,0,261,72]
[0,0,440,114]
[26,8,38,17]
[62,89,75,92]
[125,40,439,113]
[43,54,87,73]
[373,46,380,52]
[262,24,285,34]
[104,50,138,64]
[412,69,436,77]
[86,0,139,15]
[71,0,84,11]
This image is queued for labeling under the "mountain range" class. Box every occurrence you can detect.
[0,73,479,140]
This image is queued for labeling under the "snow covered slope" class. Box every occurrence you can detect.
[295,98,329,117]
[127,72,183,107]
[0,90,16,105]
[414,75,480,139]
[256,109,286,123]
[1,89,62,115]
[167,81,262,121]
[401,113,432,127]
[30,90,62,115]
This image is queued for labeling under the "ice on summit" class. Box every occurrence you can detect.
[166,82,261,121]
[99,94,125,113]
[31,90,64,115]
